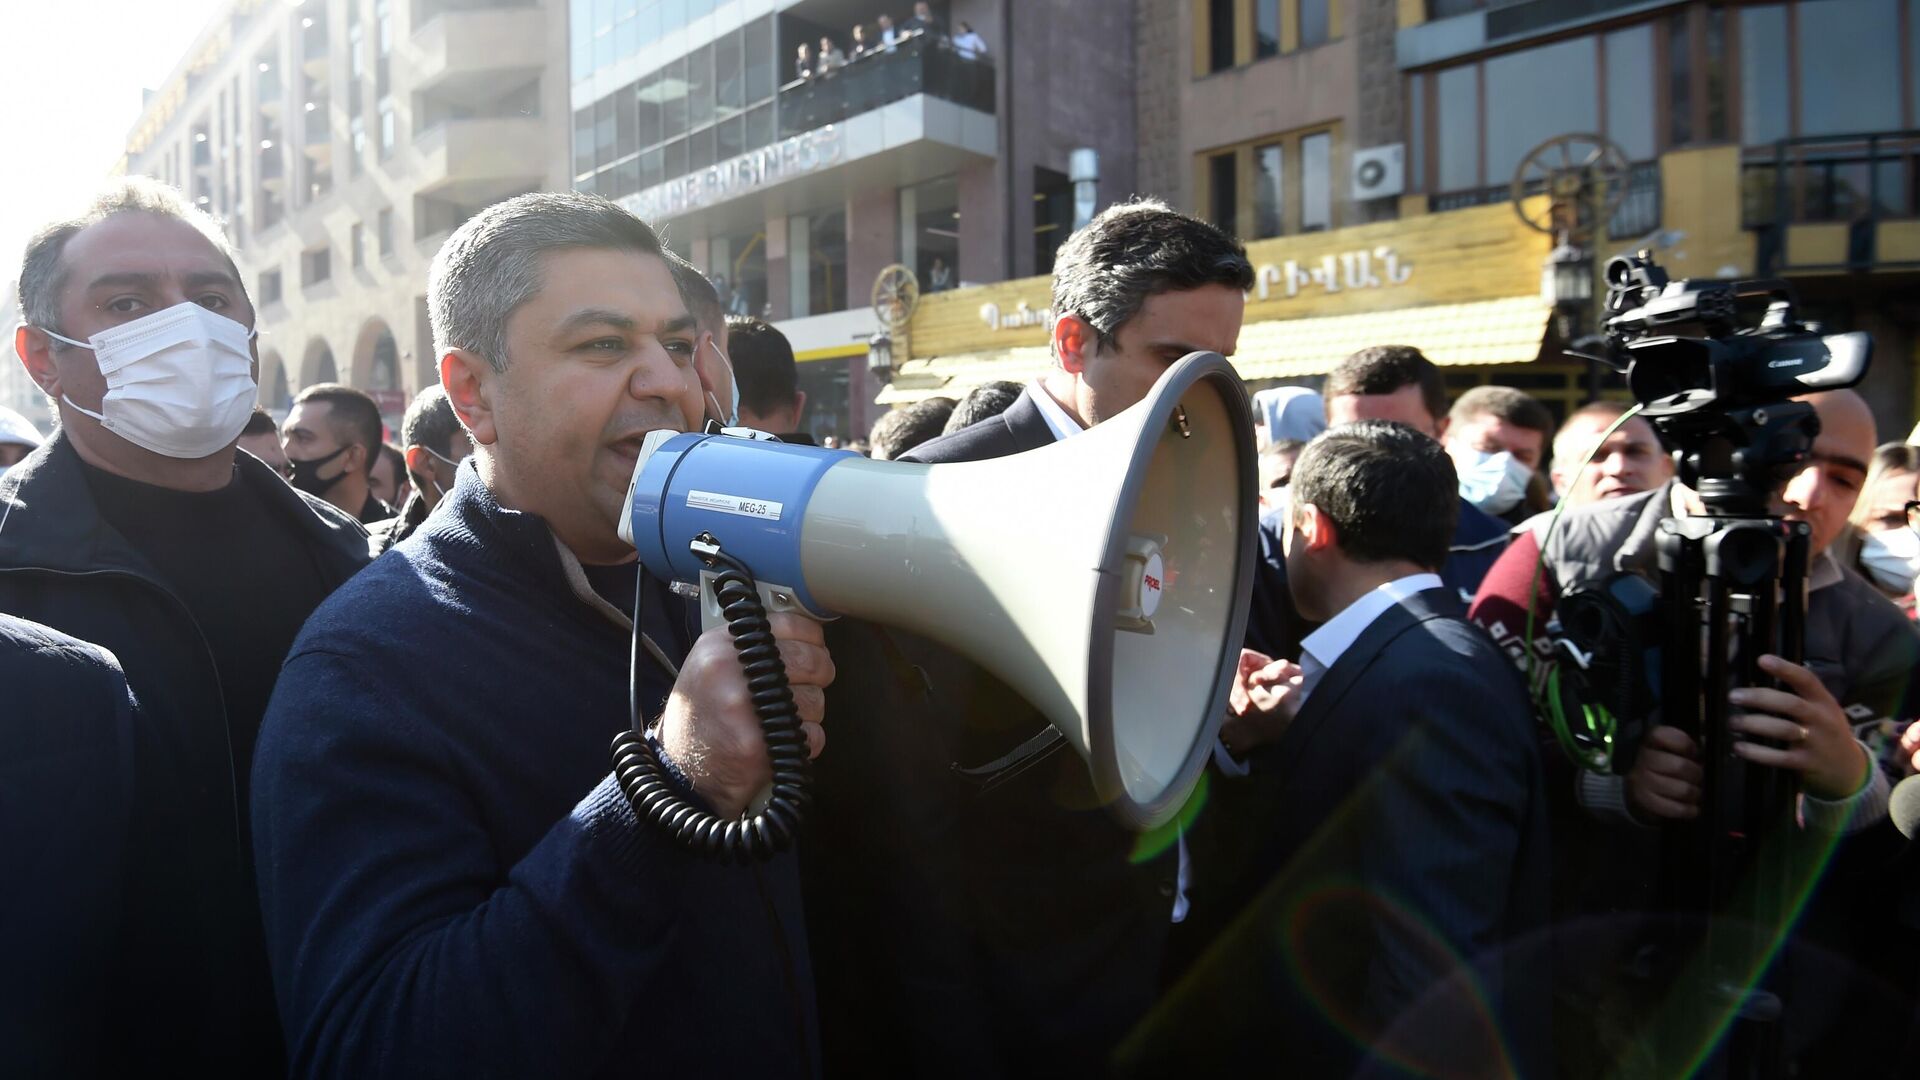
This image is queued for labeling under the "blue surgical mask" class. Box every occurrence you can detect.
[1456,447,1533,516]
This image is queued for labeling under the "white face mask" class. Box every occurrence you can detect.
[1858,527,1920,595]
[43,302,258,460]
[1455,446,1533,517]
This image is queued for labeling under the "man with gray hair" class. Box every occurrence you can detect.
[252,190,835,1077]
[2,176,371,1071]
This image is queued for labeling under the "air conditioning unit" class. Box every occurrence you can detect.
[1351,144,1406,201]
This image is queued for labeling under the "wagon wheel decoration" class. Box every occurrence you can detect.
[1510,133,1632,241]
[871,264,920,332]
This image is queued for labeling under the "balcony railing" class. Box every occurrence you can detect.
[777,34,994,140]
[1743,131,1920,273]
[1430,160,1661,239]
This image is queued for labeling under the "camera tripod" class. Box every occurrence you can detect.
[1647,402,1812,1080]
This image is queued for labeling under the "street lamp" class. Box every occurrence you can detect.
[867,330,894,384]
[1541,235,1593,329]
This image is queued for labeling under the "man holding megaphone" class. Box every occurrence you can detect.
[251,192,834,1078]
[803,199,1257,1075]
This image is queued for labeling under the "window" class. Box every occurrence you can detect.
[1667,13,1692,147]
[260,267,283,305]
[302,247,331,287]
[1435,65,1478,193]
[1299,0,1329,50]
[350,116,366,176]
[1255,0,1280,59]
[1253,143,1283,238]
[1604,26,1656,162]
[351,222,365,269]
[379,101,395,159]
[1208,151,1238,238]
[1740,5,1789,147]
[1300,132,1331,231]
[1208,0,1236,74]
[1798,0,1900,137]
[1032,167,1072,273]
[1201,126,1339,237]
[806,208,847,316]
[377,207,394,257]
[1484,38,1597,190]
[375,0,392,99]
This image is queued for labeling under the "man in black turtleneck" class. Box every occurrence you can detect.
[4,177,371,1074]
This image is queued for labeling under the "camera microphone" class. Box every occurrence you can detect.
[1890,774,1920,840]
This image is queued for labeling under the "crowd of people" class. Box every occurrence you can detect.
[5,168,1920,1080]
[794,3,987,82]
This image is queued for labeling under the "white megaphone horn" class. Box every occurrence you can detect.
[619,351,1258,830]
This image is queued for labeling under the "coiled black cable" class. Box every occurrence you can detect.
[610,539,813,862]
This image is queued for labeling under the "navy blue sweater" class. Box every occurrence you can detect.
[252,466,817,1078]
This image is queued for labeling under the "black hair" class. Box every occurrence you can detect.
[400,385,461,457]
[1049,198,1253,353]
[1290,421,1458,570]
[724,315,798,417]
[869,397,957,461]
[242,405,278,438]
[292,382,384,474]
[943,380,1022,434]
[1323,345,1449,424]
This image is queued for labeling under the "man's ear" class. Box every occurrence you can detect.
[442,349,496,447]
[15,325,62,398]
[1297,502,1338,553]
[1432,413,1450,442]
[404,445,433,478]
[792,389,807,424]
[1051,315,1098,376]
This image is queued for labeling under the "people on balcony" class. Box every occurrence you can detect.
[817,35,847,74]
[795,41,814,81]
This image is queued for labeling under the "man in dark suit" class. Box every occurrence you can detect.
[803,198,1253,1076]
[1130,421,1551,1077]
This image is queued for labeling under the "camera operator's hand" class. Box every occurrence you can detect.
[1221,648,1305,758]
[1626,725,1704,821]
[1727,654,1870,800]
[1898,720,1920,777]
[657,612,834,819]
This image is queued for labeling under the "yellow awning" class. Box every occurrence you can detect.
[874,345,1054,405]
[875,296,1553,405]
[1230,296,1554,380]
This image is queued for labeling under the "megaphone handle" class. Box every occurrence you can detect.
[611,551,813,861]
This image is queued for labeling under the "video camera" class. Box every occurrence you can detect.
[1543,254,1870,774]
[1601,253,1870,515]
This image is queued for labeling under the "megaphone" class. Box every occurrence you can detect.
[618,351,1257,831]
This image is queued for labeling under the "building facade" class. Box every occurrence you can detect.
[897,0,1920,444]
[568,0,1138,441]
[123,0,572,429]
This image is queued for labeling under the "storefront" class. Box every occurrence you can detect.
[885,199,1585,418]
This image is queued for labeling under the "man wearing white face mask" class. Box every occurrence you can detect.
[2,178,372,1072]
[1839,441,1920,617]
[1445,385,1555,527]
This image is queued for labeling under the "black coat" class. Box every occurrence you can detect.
[0,614,137,1079]
[1131,587,1553,1077]
[804,390,1183,1077]
[0,435,371,1073]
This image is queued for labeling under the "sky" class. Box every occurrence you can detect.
[0,0,229,288]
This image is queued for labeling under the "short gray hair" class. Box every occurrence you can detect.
[18,176,240,336]
[427,191,665,373]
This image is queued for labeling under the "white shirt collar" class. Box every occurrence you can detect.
[1026,381,1085,444]
[1297,572,1445,681]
